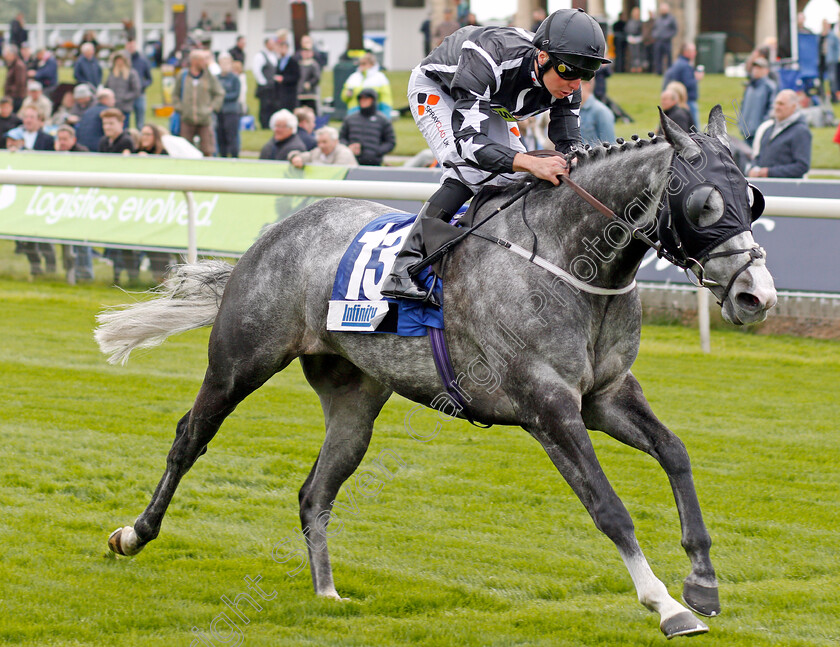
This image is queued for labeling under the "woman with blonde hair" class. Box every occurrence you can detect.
[105,50,141,127]
[665,80,696,129]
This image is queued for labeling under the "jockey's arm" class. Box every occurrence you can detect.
[512,152,568,185]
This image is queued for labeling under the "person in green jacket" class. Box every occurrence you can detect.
[174,49,224,156]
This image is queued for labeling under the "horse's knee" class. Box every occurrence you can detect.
[592,497,635,543]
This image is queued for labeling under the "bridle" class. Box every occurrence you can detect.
[557,145,767,307]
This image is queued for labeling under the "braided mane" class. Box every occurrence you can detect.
[565,132,668,169]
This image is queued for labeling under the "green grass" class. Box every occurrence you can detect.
[7,65,840,164]
[0,267,838,646]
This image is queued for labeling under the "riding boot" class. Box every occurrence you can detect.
[380,202,450,305]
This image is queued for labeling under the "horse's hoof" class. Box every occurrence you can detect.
[660,611,709,639]
[683,581,720,617]
[108,526,144,556]
[318,590,350,602]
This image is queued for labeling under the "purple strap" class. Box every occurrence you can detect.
[429,326,491,428]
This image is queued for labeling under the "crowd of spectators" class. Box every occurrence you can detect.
[3,5,838,283]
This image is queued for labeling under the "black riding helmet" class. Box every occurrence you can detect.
[532,8,611,82]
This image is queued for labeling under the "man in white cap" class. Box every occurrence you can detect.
[66,84,94,125]
[19,80,52,121]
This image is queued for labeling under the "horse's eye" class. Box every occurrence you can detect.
[684,186,723,227]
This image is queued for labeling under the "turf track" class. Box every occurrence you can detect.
[0,278,838,646]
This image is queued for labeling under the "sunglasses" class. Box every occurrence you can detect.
[550,58,596,82]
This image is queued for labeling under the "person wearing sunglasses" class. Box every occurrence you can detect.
[381,8,611,304]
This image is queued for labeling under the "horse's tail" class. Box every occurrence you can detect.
[94,260,233,366]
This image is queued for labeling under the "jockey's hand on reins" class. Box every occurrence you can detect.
[513,151,568,185]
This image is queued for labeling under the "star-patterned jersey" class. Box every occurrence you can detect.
[418,25,582,173]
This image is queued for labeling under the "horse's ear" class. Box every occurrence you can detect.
[658,106,701,160]
[705,105,730,151]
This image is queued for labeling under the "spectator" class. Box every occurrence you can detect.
[659,87,693,132]
[341,53,394,119]
[47,90,75,127]
[642,10,657,73]
[3,45,27,111]
[75,87,115,151]
[747,89,811,178]
[173,49,224,156]
[612,12,627,73]
[739,57,776,144]
[223,13,237,31]
[80,29,98,51]
[339,88,395,166]
[215,52,241,158]
[136,123,167,155]
[652,2,679,75]
[663,42,701,128]
[293,106,317,150]
[420,16,432,57]
[252,38,278,129]
[295,34,328,70]
[289,126,358,168]
[53,127,94,285]
[296,46,321,115]
[626,7,644,73]
[530,8,547,32]
[196,11,213,31]
[19,43,35,73]
[5,126,24,150]
[105,50,141,127]
[19,80,51,121]
[19,105,53,150]
[232,59,248,115]
[67,83,94,126]
[55,124,89,152]
[0,96,22,146]
[125,38,153,129]
[259,109,305,161]
[579,78,615,146]
[821,19,839,102]
[32,49,58,94]
[433,9,461,48]
[517,117,548,151]
[122,19,136,42]
[229,35,246,65]
[834,121,840,148]
[98,107,135,154]
[273,34,300,112]
[73,42,102,89]
[9,12,27,49]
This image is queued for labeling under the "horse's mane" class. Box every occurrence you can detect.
[469,131,670,211]
[565,132,669,170]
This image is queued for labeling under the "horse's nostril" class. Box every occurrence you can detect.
[736,292,762,310]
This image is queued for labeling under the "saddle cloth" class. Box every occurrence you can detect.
[327,212,444,336]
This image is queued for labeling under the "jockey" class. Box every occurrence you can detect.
[381,8,611,304]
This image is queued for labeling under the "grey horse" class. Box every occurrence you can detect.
[97,107,776,639]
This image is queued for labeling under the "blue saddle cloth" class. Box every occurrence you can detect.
[327,212,444,336]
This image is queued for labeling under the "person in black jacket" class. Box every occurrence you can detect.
[259,109,305,160]
[0,96,22,148]
[19,104,54,150]
[272,36,300,112]
[380,8,609,303]
[98,107,135,154]
[338,88,395,166]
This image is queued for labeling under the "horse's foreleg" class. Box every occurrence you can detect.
[527,388,708,638]
[298,355,392,600]
[581,373,720,618]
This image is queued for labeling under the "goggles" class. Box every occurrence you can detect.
[549,57,596,82]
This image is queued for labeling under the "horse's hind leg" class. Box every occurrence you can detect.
[524,383,708,639]
[297,355,392,600]
[582,373,720,618]
[109,327,295,556]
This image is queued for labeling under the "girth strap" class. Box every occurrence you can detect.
[428,327,492,428]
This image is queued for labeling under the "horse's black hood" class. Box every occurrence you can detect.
[657,134,764,265]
